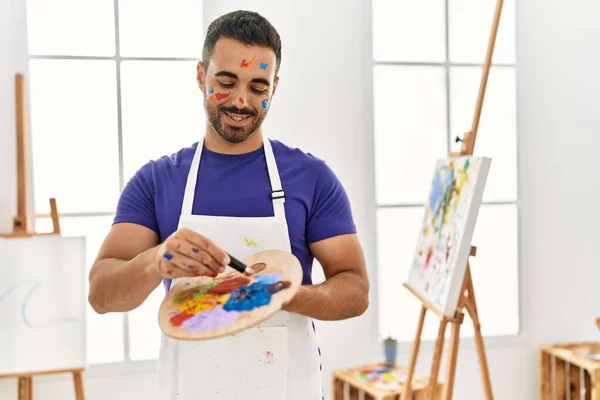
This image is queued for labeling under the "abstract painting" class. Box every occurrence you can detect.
[406,156,491,316]
[158,250,302,340]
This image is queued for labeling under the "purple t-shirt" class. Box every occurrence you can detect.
[113,139,357,287]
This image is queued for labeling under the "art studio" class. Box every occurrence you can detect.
[1,0,599,399]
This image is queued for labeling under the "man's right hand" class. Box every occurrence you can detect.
[153,228,231,279]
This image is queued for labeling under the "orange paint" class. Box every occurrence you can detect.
[240,56,256,69]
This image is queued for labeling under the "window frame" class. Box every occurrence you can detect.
[371,0,522,345]
[18,0,204,366]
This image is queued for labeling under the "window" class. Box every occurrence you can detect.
[372,0,519,342]
[26,0,205,364]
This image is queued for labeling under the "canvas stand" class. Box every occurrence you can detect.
[401,1,505,399]
[0,73,85,400]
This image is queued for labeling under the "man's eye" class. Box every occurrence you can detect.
[219,82,234,88]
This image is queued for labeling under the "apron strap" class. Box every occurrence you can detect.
[181,140,203,216]
[263,137,286,221]
[181,137,285,220]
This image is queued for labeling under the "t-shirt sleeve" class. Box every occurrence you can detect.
[306,160,357,243]
[112,161,159,234]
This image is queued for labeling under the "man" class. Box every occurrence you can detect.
[88,10,369,400]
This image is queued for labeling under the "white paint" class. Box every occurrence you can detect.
[1,0,599,398]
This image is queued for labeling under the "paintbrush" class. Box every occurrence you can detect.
[227,253,261,275]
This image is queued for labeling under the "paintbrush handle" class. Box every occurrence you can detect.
[227,253,247,274]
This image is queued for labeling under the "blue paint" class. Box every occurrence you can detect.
[0,280,80,329]
[209,87,215,94]
[163,252,174,260]
[261,99,269,109]
[253,273,282,284]
[260,63,268,69]
[192,248,199,253]
[223,282,272,311]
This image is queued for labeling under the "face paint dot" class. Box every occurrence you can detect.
[209,88,215,94]
[163,252,174,260]
[239,97,244,104]
[261,99,269,109]
[260,63,268,69]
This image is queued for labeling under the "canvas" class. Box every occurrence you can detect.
[406,156,491,316]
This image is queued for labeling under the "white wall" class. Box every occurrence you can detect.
[1,0,599,399]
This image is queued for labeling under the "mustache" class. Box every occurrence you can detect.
[219,106,256,116]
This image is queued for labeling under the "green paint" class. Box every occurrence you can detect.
[245,237,258,248]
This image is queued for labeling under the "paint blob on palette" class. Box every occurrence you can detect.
[158,249,302,340]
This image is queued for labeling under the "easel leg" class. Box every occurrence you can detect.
[427,319,448,399]
[464,268,494,400]
[404,305,427,399]
[17,377,32,400]
[442,318,462,400]
[73,371,85,400]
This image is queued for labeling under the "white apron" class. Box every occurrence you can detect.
[157,136,323,399]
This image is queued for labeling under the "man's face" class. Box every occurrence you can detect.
[198,38,279,144]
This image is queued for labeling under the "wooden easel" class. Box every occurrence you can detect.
[401,1,505,399]
[0,74,60,238]
[0,73,85,399]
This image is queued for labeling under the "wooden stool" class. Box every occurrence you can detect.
[540,342,600,399]
[332,363,443,400]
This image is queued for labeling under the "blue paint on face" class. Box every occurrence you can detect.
[262,99,269,109]
[260,63,268,69]
[209,87,215,94]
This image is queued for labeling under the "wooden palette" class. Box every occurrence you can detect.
[158,249,302,340]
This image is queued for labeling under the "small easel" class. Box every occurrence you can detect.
[0,73,85,399]
[402,1,505,399]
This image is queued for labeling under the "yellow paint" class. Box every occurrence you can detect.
[245,237,258,248]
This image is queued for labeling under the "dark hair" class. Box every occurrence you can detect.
[202,10,282,76]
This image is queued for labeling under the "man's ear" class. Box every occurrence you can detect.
[271,75,280,97]
[197,61,206,92]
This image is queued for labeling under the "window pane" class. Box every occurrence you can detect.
[448,0,516,64]
[463,204,519,336]
[120,61,205,183]
[377,204,519,341]
[25,0,115,56]
[118,0,203,58]
[35,215,125,364]
[377,207,442,342]
[449,66,517,202]
[128,285,164,361]
[372,0,446,62]
[29,60,121,214]
[373,66,448,205]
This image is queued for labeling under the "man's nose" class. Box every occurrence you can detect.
[234,93,247,109]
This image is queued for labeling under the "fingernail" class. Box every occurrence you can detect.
[163,252,173,260]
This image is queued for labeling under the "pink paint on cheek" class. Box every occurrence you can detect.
[239,97,245,104]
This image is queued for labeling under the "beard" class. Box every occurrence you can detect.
[205,97,266,144]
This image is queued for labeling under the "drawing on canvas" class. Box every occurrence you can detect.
[406,156,491,316]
